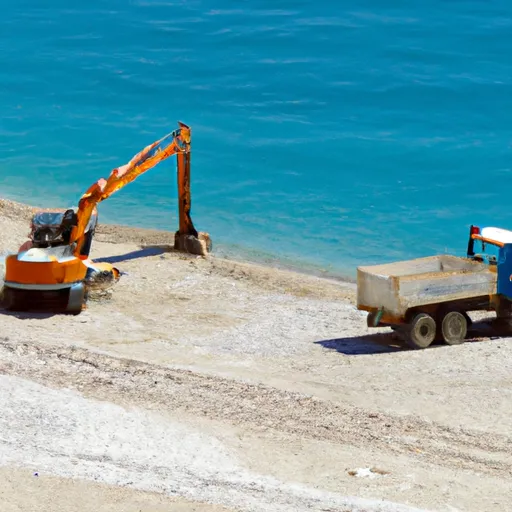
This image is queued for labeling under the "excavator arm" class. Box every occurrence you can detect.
[70,121,202,256]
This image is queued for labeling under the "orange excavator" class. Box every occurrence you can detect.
[2,121,210,314]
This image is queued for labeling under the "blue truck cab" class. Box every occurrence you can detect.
[467,224,512,303]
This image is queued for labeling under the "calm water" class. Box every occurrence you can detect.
[1,1,512,278]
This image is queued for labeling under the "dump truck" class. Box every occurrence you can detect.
[357,225,512,349]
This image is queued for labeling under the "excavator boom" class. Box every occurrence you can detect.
[70,122,196,255]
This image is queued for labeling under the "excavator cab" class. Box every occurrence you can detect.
[28,208,97,258]
[30,210,78,247]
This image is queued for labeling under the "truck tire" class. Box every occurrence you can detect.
[441,311,467,345]
[406,313,436,349]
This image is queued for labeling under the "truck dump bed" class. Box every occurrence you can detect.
[357,255,496,320]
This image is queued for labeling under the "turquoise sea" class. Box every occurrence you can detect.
[1,1,512,278]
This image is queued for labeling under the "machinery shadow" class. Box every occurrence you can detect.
[316,319,507,356]
[315,332,406,355]
[0,307,58,320]
[94,244,172,264]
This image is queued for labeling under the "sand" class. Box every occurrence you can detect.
[0,198,510,512]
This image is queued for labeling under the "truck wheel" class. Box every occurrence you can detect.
[407,313,436,349]
[441,311,467,345]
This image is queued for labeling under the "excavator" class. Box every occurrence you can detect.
[1,121,210,314]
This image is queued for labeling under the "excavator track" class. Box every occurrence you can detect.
[1,284,85,314]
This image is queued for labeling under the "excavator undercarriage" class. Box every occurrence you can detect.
[2,121,211,314]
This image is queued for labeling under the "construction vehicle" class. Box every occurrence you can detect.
[357,224,512,349]
[1,121,210,314]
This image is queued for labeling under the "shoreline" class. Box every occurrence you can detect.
[0,194,357,285]
[206,244,357,284]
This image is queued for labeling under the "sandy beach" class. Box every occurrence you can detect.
[0,198,510,512]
